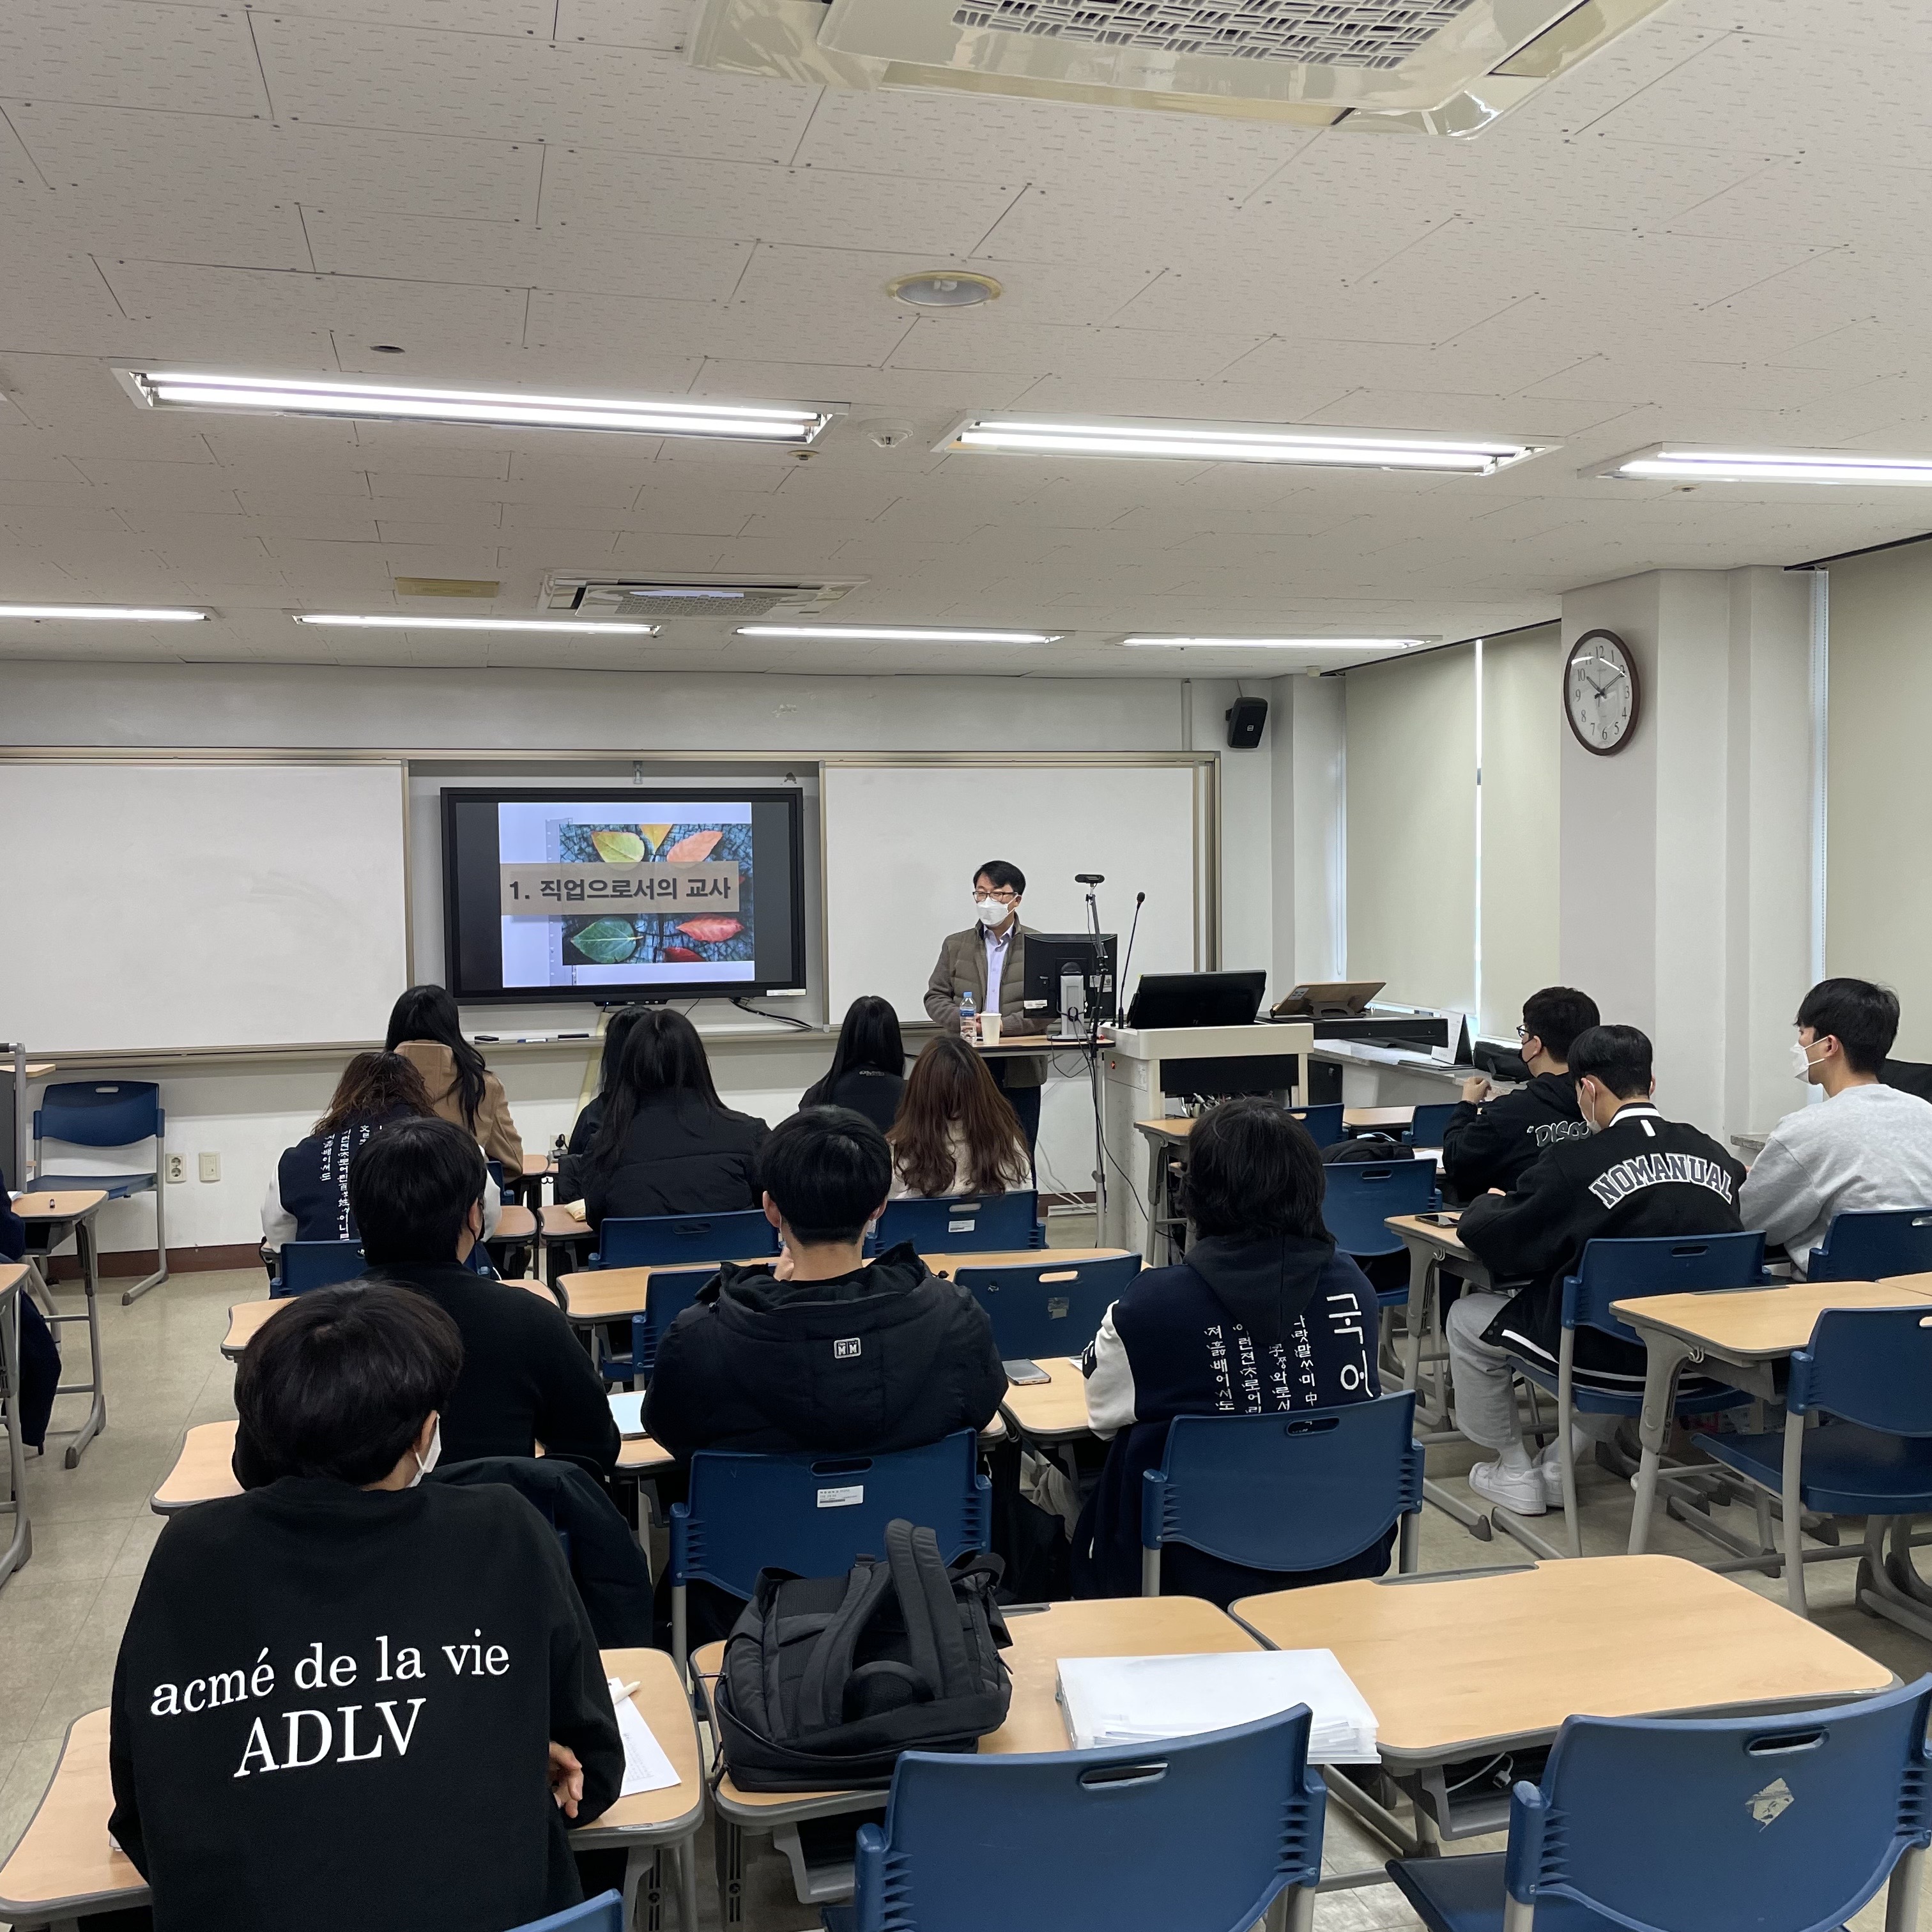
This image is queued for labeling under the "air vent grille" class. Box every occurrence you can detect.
[949,0,1476,67]
[615,588,788,618]
[541,573,866,620]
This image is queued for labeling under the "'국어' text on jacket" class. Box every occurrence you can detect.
[1456,1103,1745,1392]
[1441,1071,1591,1201]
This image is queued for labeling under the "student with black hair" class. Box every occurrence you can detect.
[556,1004,644,1202]
[109,1282,622,1932]
[386,983,523,1172]
[1442,985,1599,1200]
[801,994,906,1133]
[1073,1098,1383,1604]
[644,1106,1004,1460]
[581,1008,768,1227]
[1741,977,1932,1273]
[250,1117,618,1476]
[1447,1024,1744,1516]
[924,859,1047,1153]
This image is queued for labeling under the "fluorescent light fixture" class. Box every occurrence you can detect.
[292,615,660,634]
[942,414,1544,474]
[1121,636,1434,650]
[736,624,1060,643]
[0,604,207,622]
[116,369,838,445]
[1598,444,1932,486]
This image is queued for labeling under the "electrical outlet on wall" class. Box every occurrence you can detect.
[165,1153,187,1184]
[198,1152,222,1183]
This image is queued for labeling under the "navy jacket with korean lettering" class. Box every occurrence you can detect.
[1457,1102,1746,1393]
[1071,1232,1385,1604]
[109,1476,622,1932]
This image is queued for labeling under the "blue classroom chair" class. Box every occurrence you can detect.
[953,1252,1139,1361]
[668,1430,989,1676]
[594,1208,778,1270]
[598,1265,713,1386]
[1707,1304,1932,1630]
[1319,1162,1438,1300]
[33,1080,167,1302]
[509,1890,624,1932]
[828,1710,1327,1932]
[1498,1232,1765,1560]
[1403,1101,1458,1148]
[1388,1676,1932,1932]
[1806,1207,1932,1281]
[873,1190,1043,1255]
[1142,1394,1422,1597]
[1289,1103,1345,1147]
[274,1239,368,1298]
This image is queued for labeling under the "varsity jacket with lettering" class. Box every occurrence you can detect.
[109,1477,622,1932]
[1457,1103,1745,1390]
[1441,1071,1591,1202]
[1071,1232,1386,1603]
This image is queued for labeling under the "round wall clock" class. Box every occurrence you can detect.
[1563,628,1641,755]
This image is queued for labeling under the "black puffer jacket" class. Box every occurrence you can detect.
[582,1092,769,1227]
[1441,1071,1591,1201]
[644,1241,1006,1459]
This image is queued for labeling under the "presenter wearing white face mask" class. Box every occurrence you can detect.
[924,859,1046,1156]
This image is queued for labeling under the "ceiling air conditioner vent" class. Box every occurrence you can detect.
[540,574,866,621]
[690,0,1672,135]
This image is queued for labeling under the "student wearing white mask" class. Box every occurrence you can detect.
[923,859,1047,1154]
[1741,978,1932,1275]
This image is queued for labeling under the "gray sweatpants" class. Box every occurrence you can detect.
[1445,1289,1618,1457]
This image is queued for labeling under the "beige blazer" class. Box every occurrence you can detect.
[394,1038,525,1170]
[923,921,1046,1088]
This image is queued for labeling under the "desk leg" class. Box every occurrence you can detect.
[714,1817,746,1930]
[677,1832,701,1932]
[65,1218,107,1469]
[1887,1844,1924,1932]
[1141,1137,1164,1268]
[1400,1238,1430,1393]
[0,1285,31,1586]
[1627,1334,1693,1556]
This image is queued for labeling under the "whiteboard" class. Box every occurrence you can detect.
[822,762,1204,1025]
[0,760,410,1052]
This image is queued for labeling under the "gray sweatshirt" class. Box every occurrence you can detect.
[1740,1082,1932,1274]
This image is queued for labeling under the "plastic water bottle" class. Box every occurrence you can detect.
[959,990,977,1041]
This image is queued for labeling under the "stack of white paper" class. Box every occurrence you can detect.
[608,1392,648,1439]
[1056,1651,1377,1764]
[608,1677,680,1797]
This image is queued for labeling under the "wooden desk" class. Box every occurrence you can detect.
[1613,1276,1932,1556]
[1345,1105,1416,1131]
[926,1247,1126,1275]
[1000,1357,1091,1441]
[222,1278,558,1359]
[153,1420,238,1513]
[13,1189,111,1466]
[489,1203,537,1242]
[0,1655,705,1931]
[1234,1554,1892,1786]
[24,1062,54,1078]
[692,1595,1254,1922]
[542,1202,594,1241]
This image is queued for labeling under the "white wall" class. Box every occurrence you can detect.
[3,659,1303,1253]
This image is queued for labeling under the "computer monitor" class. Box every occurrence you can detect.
[1022,932,1117,1034]
[1123,970,1268,1031]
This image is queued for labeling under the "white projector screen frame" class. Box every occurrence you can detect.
[0,756,410,1054]
[820,756,1216,1027]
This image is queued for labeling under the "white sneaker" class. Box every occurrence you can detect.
[1536,1442,1565,1508]
[1468,1458,1547,1515]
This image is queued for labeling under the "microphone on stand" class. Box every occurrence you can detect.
[1118,891,1146,1023]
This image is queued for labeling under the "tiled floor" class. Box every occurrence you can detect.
[3,1246,1929,1929]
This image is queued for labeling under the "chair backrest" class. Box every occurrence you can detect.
[635,1264,715,1374]
[277,1239,368,1297]
[874,1191,1041,1255]
[597,1208,778,1270]
[852,1711,1325,1932]
[1807,1208,1932,1282]
[1404,1101,1458,1147]
[953,1253,1140,1359]
[1144,1395,1420,1575]
[34,1079,163,1149]
[508,1889,625,1932]
[1319,1162,1436,1256]
[1562,1232,1768,1341]
[1289,1103,1344,1147]
[1791,1307,1932,1435]
[670,1430,990,1603]
[1504,1678,1932,1932]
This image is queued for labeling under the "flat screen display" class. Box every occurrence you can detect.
[441,787,806,1003]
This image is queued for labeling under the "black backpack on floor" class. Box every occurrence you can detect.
[712,1520,1012,1792]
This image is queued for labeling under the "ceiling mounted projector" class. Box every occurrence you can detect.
[688,0,1672,135]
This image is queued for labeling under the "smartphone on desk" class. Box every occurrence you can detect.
[1416,1211,1462,1227]
[1004,1359,1052,1385]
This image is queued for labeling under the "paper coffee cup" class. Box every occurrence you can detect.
[980,1013,1004,1045]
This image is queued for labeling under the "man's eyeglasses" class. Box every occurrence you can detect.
[974,891,1019,905]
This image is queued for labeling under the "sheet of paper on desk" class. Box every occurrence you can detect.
[608,1393,648,1439]
[1056,1650,1377,1763]
[608,1678,680,1795]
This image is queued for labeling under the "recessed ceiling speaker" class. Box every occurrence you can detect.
[1225,696,1269,749]
[887,272,1001,309]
